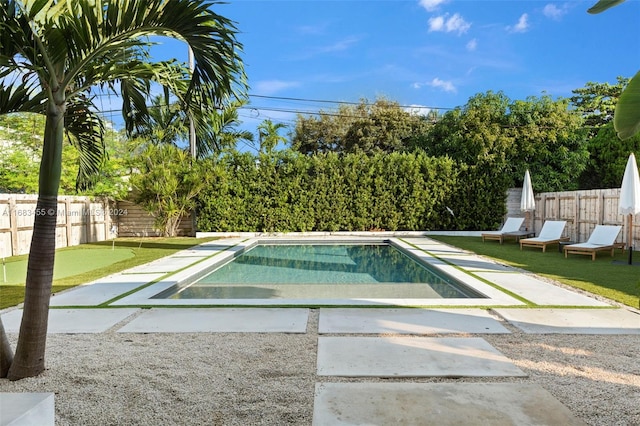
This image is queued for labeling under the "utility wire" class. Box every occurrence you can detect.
[247,94,456,111]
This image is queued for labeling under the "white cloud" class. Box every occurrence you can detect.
[543,4,568,20]
[466,38,478,51]
[404,104,433,116]
[428,15,445,32]
[507,13,529,33]
[418,0,448,12]
[430,77,456,92]
[428,13,471,35]
[253,80,300,95]
[413,77,456,93]
[446,13,471,34]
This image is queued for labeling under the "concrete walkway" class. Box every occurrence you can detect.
[3,236,638,425]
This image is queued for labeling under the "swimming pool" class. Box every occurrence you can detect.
[155,243,485,300]
[111,236,524,307]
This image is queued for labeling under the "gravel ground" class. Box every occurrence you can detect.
[2,309,639,425]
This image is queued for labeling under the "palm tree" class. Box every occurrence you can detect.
[129,94,253,156]
[257,119,287,154]
[130,90,189,147]
[0,0,246,380]
[205,100,254,156]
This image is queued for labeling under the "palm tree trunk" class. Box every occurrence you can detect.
[0,318,13,378]
[7,100,64,380]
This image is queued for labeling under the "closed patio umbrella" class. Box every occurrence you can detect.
[619,153,640,265]
[521,169,535,232]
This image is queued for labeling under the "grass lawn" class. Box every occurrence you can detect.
[0,237,217,309]
[429,236,640,309]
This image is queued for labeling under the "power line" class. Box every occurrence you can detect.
[248,93,456,111]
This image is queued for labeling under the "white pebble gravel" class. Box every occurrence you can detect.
[2,310,639,425]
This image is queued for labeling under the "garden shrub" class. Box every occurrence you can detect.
[196,150,509,232]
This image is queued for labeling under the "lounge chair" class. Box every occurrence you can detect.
[481,217,526,244]
[563,225,623,260]
[519,220,568,252]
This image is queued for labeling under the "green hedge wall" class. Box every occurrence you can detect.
[196,151,508,232]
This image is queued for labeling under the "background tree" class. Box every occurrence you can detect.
[417,91,588,191]
[418,91,513,166]
[257,119,287,154]
[130,144,208,236]
[0,113,128,196]
[0,113,42,192]
[291,98,431,155]
[128,95,253,157]
[507,95,588,192]
[579,122,640,188]
[0,0,246,380]
[569,77,629,133]
[342,98,431,154]
[291,104,358,155]
[129,89,188,146]
[207,100,254,155]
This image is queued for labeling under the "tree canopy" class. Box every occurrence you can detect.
[0,113,128,197]
[569,77,629,131]
[416,91,588,192]
[291,98,432,155]
[579,122,640,188]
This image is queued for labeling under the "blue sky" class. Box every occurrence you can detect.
[153,0,639,149]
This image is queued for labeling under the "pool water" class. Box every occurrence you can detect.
[159,244,485,300]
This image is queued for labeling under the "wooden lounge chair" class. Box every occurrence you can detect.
[563,225,623,260]
[519,220,569,252]
[481,217,526,244]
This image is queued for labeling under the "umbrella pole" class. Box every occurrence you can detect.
[628,214,634,265]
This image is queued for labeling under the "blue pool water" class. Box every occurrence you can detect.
[158,244,485,300]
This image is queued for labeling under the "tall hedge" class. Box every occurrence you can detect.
[196,151,508,232]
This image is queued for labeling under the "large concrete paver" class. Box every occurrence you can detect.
[2,308,139,333]
[49,273,165,306]
[475,272,611,306]
[312,382,587,425]
[0,393,55,426]
[116,308,309,333]
[494,308,640,334]
[317,336,527,378]
[319,308,511,334]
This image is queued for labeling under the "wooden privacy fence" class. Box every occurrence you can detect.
[114,200,194,238]
[507,188,639,247]
[0,195,195,256]
[0,194,116,256]
[3,189,636,256]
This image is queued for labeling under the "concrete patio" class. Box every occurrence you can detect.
[2,236,638,425]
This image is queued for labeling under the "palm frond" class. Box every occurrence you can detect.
[0,0,42,79]
[64,96,106,191]
[61,0,246,126]
[0,81,46,115]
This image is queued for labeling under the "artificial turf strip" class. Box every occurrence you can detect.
[0,237,218,309]
[1,248,135,284]
[428,236,640,309]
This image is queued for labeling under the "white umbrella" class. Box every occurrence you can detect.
[619,153,640,265]
[521,169,535,232]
